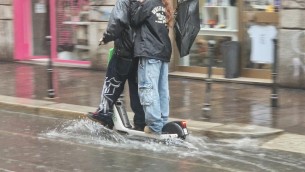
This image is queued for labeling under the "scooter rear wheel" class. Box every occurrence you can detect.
[162,122,186,140]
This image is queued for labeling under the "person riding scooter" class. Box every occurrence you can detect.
[130,0,174,134]
[87,0,145,131]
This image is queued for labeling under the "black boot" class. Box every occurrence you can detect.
[133,123,145,131]
[87,108,114,129]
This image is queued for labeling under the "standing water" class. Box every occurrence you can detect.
[43,119,305,172]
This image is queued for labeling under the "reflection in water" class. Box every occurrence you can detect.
[182,81,191,107]
[250,104,272,126]
[15,66,33,98]
[1,63,305,135]
[43,119,305,172]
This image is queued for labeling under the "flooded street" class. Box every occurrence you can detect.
[1,110,304,172]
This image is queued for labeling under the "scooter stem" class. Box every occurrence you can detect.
[115,96,133,128]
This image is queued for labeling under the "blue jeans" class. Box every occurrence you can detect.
[138,57,170,133]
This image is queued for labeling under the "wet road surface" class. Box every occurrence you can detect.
[1,110,305,172]
[0,63,305,135]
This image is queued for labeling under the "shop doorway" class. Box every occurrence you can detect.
[14,0,49,60]
[14,0,90,65]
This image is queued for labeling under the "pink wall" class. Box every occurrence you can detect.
[13,0,30,60]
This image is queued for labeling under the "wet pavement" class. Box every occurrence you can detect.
[1,110,305,172]
[2,62,305,171]
[0,62,305,135]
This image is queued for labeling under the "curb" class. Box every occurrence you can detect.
[0,95,283,139]
[169,72,272,86]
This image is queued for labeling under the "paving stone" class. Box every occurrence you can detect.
[206,123,284,138]
[261,133,305,154]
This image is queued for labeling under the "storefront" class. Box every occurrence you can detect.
[4,0,305,88]
[12,0,280,79]
[14,0,91,65]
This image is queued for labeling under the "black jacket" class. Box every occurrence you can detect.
[130,0,172,62]
[102,0,133,57]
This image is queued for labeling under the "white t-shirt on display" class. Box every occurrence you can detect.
[248,25,277,64]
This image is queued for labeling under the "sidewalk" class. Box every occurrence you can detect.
[0,62,305,153]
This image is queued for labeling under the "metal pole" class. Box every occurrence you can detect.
[202,40,216,118]
[271,39,278,107]
[46,36,55,99]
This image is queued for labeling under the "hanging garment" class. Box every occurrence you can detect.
[248,25,277,64]
[174,0,200,58]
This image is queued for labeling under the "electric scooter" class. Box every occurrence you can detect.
[88,96,189,141]
[88,47,189,141]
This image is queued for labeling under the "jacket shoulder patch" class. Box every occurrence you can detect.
[151,6,166,24]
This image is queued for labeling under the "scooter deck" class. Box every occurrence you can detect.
[114,127,179,140]
[86,113,179,141]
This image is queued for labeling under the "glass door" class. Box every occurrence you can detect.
[31,0,50,58]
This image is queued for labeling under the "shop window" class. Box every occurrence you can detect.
[179,0,238,68]
[241,0,279,70]
[56,0,90,61]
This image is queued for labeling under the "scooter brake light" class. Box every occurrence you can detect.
[181,121,187,128]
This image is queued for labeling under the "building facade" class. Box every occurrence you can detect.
[0,0,13,61]
[279,0,305,88]
[0,0,304,88]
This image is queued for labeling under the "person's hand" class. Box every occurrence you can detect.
[98,37,105,46]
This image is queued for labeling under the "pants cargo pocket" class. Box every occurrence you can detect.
[138,83,153,106]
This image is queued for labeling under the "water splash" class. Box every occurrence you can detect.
[45,119,128,147]
[43,118,196,152]
[42,119,305,172]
